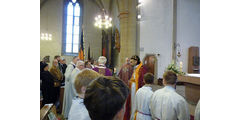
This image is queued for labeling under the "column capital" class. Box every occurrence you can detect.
[118,11,129,19]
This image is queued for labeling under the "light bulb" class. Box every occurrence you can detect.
[49,34,52,37]
[94,22,98,26]
[95,17,98,21]
[109,18,112,21]
[105,15,109,19]
[109,23,112,27]
[137,15,141,19]
[99,25,102,28]
[98,15,101,18]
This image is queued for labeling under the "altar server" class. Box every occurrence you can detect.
[150,71,190,120]
[68,69,101,120]
[133,73,154,120]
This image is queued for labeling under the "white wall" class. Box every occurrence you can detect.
[40,0,65,65]
[83,0,102,60]
[176,0,200,72]
[139,0,200,78]
[139,0,174,78]
[40,0,102,66]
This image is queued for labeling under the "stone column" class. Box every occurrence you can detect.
[118,0,137,67]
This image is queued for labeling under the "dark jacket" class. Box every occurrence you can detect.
[40,71,56,105]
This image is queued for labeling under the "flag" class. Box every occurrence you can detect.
[79,30,84,60]
[88,45,91,60]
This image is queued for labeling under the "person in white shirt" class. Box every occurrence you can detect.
[66,60,85,116]
[194,100,200,120]
[150,71,190,120]
[62,56,79,118]
[133,73,154,120]
[68,69,101,120]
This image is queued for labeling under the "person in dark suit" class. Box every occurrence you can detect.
[60,57,67,86]
[40,63,56,105]
[40,56,50,73]
[54,55,62,73]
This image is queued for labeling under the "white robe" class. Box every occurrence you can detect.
[68,96,91,120]
[62,62,75,118]
[130,65,138,120]
[130,83,136,120]
[69,68,82,99]
[150,86,190,120]
[194,100,200,120]
[134,86,153,120]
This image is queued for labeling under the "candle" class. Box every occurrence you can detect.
[180,61,183,72]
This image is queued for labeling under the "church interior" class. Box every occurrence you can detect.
[40,0,200,119]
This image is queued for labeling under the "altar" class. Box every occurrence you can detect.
[178,74,200,104]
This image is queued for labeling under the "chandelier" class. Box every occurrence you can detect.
[94,14,112,29]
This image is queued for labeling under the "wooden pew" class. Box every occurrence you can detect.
[40,104,58,120]
[59,86,64,113]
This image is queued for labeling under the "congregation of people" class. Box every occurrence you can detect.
[40,55,200,120]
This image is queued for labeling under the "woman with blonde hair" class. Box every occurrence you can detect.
[49,59,63,106]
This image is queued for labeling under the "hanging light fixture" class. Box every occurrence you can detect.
[94,9,112,29]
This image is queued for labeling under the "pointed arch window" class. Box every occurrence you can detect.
[62,0,82,55]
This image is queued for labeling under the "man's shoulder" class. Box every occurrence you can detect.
[137,86,153,95]
[136,87,145,94]
[153,87,164,93]
[139,65,148,73]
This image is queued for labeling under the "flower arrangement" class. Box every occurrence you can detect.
[166,61,186,76]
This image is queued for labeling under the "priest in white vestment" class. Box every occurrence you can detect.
[68,69,101,120]
[150,71,190,120]
[62,56,79,118]
[66,60,85,116]
[133,73,154,120]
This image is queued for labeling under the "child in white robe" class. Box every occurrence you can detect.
[150,71,190,120]
[133,73,154,120]
[68,69,101,120]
